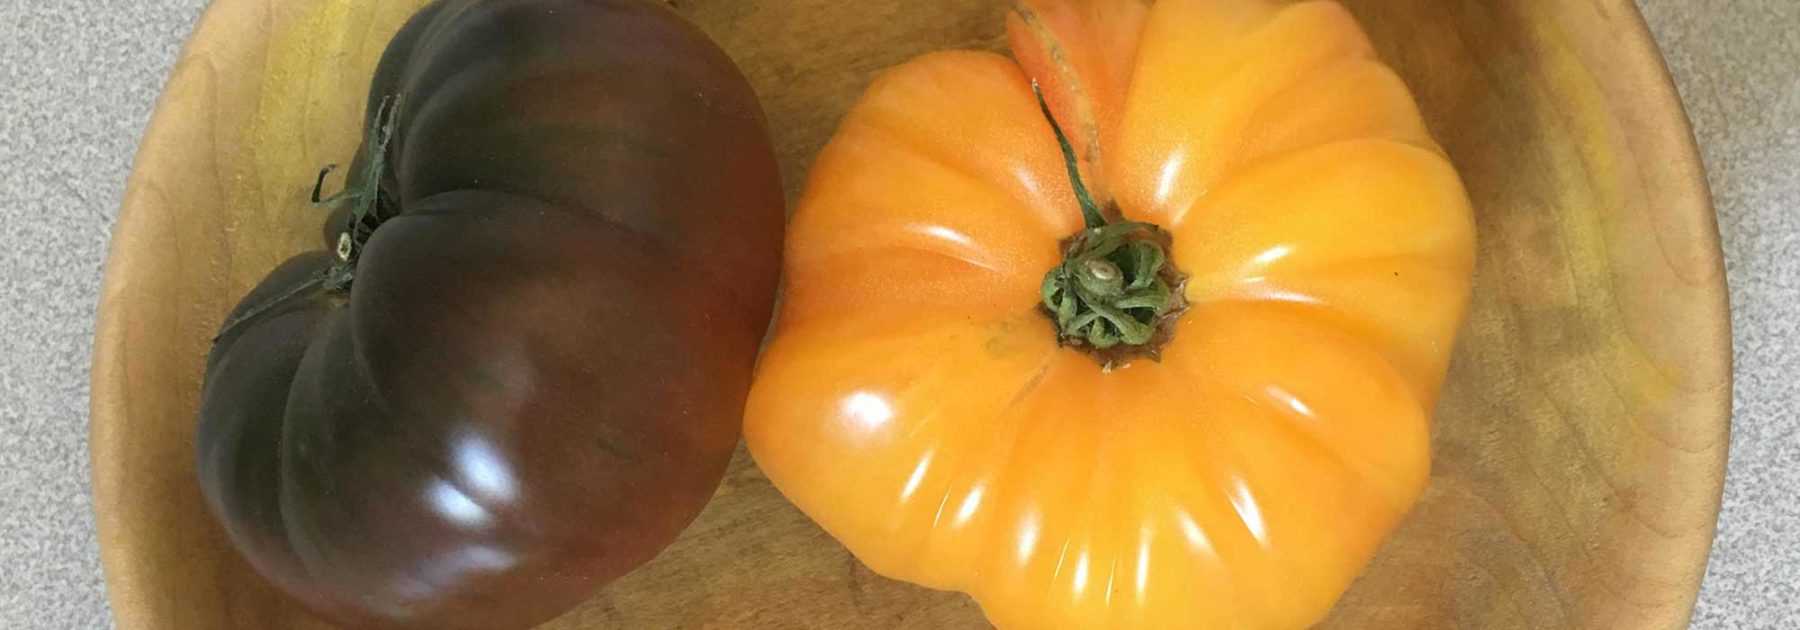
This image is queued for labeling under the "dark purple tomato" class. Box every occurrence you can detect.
[195,1,784,628]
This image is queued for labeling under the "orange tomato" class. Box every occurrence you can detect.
[744,1,1475,627]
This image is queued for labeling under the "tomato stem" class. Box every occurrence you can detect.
[318,93,405,292]
[1033,82,1107,231]
[1033,82,1186,366]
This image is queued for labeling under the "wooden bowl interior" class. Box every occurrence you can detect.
[90,0,1730,628]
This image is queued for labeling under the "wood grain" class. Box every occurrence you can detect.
[90,0,1729,628]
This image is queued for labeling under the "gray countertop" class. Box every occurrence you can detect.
[1,1,1792,628]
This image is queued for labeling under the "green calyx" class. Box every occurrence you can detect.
[1032,82,1186,363]
[316,93,405,292]
[211,94,402,344]
[1041,221,1183,350]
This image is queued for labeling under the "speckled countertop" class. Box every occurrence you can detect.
[0,1,1792,628]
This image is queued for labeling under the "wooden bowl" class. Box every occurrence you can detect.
[90,0,1731,628]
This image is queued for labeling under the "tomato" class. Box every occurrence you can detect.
[195,1,783,628]
[743,0,1475,627]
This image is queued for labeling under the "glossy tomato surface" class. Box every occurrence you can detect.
[745,1,1475,627]
[195,1,784,628]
